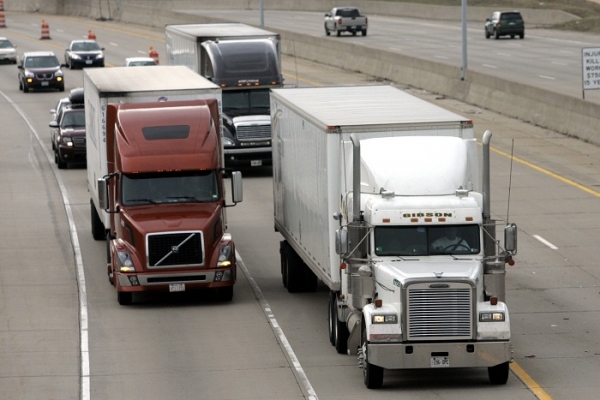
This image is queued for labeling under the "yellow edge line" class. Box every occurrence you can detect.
[491,146,600,198]
[511,362,554,400]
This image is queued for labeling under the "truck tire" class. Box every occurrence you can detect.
[328,291,336,345]
[336,28,341,37]
[91,200,106,241]
[334,294,349,354]
[117,291,132,306]
[279,241,289,287]
[285,245,305,293]
[362,319,384,388]
[488,361,510,384]
[324,25,330,36]
[362,29,367,36]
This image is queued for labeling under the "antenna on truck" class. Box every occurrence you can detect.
[506,139,515,222]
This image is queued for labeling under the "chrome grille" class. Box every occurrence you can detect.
[147,231,204,268]
[35,73,53,80]
[407,287,472,340]
[236,124,271,141]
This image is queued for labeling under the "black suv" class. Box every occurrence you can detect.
[49,88,86,169]
[18,51,65,92]
[485,11,524,40]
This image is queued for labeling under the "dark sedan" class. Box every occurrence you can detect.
[64,40,105,69]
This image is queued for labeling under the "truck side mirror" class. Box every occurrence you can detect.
[98,178,108,210]
[504,223,517,254]
[231,171,243,204]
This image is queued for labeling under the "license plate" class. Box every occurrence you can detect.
[169,283,185,292]
[431,356,450,368]
[41,81,49,86]
[351,26,357,30]
[250,160,262,167]
[86,60,92,64]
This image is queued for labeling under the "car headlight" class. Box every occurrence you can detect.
[222,137,235,147]
[95,54,104,60]
[217,245,233,268]
[116,251,135,272]
[479,312,505,322]
[61,137,73,146]
[372,314,397,324]
[71,53,82,59]
[25,71,34,78]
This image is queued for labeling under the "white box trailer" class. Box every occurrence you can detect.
[271,85,517,388]
[271,85,476,291]
[84,65,223,240]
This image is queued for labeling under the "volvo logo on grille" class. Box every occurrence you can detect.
[171,246,180,253]
[429,283,450,288]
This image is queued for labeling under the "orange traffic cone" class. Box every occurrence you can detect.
[149,46,159,64]
[88,30,96,40]
[40,20,51,39]
[0,13,5,28]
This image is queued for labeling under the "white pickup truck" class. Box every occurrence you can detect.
[324,7,368,37]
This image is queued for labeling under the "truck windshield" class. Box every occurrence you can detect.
[222,89,270,116]
[374,225,480,256]
[121,171,219,206]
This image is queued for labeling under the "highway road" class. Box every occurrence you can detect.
[0,11,599,400]
[184,9,600,104]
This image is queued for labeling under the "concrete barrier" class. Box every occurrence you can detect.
[4,0,597,145]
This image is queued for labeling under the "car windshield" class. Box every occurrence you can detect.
[72,42,101,51]
[222,89,270,115]
[25,56,59,68]
[121,171,219,206]
[0,40,14,49]
[61,110,86,128]
[374,224,481,256]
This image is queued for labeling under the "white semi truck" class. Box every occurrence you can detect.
[271,85,518,388]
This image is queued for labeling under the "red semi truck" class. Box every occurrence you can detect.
[84,66,243,305]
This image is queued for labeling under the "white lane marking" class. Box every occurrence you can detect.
[533,235,558,250]
[552,61,568,66]
[483,64,498,69]
[236,252,318,400]
[0,91,91,400]
[110,42,118,47]
[539,75,556,80]
[497,52,511,57]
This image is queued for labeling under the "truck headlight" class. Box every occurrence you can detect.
[222,137,235,147]
[372,314,397,324]
[217,245,233,268]
[61,137,73,146]
[116,251,135,273]
[479,312,505,322]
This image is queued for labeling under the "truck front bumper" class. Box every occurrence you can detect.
[115,267,235,292]
[368,340,511,369]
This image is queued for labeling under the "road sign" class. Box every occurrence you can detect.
[582,47,600,91]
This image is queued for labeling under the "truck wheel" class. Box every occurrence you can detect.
[362,320,384,388]
[485,29,490,39]
[328,291,336,345]
[494,29,500,40]
[91,200,106,241]
[217,286,234,301]
[334,294,349,354]
[488,361,510,384]
[279,241,289,287]
[285,245,305,293]
[118,291,132,306]
[336,28,341,37]
[324,25,330,36]
[362,29,367,36]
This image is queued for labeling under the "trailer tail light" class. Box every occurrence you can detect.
[365,17,368,24]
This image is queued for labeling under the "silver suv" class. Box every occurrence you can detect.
[18,51,65,92]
